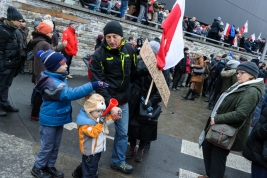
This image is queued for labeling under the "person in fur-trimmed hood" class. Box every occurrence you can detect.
[72,94,114,178]
[220,58,240,93]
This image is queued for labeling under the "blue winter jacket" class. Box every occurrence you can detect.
[35,71,94,126]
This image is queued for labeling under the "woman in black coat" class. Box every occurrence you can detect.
[243,96,267,178]
[126,41,162,162]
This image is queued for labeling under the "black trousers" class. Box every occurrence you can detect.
[63,51,73,73]
[202,140,230,178]
[31,91,42,117]
[74,153,101,178]
[0,68,17,106]
[172,70,183,89]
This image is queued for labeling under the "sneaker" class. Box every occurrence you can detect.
[125,146,136,159]
[135,149,144,162]
[2,105,19,112]
[176,87,180,91]
[46,167,64,178]
[67,75,73,79]
[110,163,133,173]
[30,116,39,121]
[31,166,51,178]
[172,88,177,91]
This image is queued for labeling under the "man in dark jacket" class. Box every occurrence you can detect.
[171,47,189,91]
[208,17,222,41]
[186,17,196,36]
[17,19,29,74]
[244,38,255,54]
[0,6,23,116]
[91,21,136,174]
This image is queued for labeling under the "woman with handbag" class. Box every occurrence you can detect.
[182,54,205,100]
[243,96,267,178]
[126,41,162,162]
[198,61,264,178]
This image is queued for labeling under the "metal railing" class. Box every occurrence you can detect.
[83,3,162,28]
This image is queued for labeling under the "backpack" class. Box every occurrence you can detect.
[229,25,235,38]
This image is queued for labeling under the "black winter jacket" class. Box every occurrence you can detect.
[91,39,137,106]
[0,20,20,71]
[174,53,187,72]
[210,19,222,33]
[243,106,267,169]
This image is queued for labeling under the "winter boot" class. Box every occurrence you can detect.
[182,88,193,100]
[31,166,51,178]
[188,89,196,101]
[125,146,136,159]
[135,149,144,162]
[46,167,64,178]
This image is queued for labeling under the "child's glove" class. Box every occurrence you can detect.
[91,81,109,89]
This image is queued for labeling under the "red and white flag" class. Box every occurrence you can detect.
[157,0,185,70]
[239,21,248,35]
[223,23,231,37]
[250,33,255,41]
[233,36,238,47]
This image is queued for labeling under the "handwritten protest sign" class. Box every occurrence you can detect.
[140,39,170,107]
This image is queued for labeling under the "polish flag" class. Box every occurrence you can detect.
[151,0,155,3]
[157,0,185,70]
[223,23,231,37]
[233,36,238,47]
[250,33,255,41]
[239,21,248,35]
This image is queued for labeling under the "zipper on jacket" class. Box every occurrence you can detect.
[118,52,125,93]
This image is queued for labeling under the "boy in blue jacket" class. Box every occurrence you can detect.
[31,50,108,178]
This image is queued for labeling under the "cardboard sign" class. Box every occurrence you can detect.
[140,39,170,107]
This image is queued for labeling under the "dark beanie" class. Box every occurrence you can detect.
[7,6,23,21]
[184,47,189,52]
[103,21,123,37]
[251,58,259,67]
[38,50,67,72]
[236,61,259,79]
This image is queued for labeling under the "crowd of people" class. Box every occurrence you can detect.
[1,5,267,178]
[183,16,266,55]
[79,0,169,26]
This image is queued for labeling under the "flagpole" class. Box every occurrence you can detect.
[260,43,267,61]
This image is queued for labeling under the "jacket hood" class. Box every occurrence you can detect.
[35,71,66,92]
[214,19,219,22]
[31,31,52,46]
[221,69,236,78]
[76,108,97,126]
[239,78,264,94]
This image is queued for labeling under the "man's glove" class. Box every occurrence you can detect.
[142,100,152,109]
[99,116,106,124]
[91,81,109,89]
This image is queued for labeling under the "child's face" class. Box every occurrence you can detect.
[90,110,104,119]
[56,63,68,73]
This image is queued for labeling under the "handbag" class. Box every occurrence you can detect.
[193,64,205,74]
[138,103,161,124]
[206,119,246,150]
[26,50,34,61]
